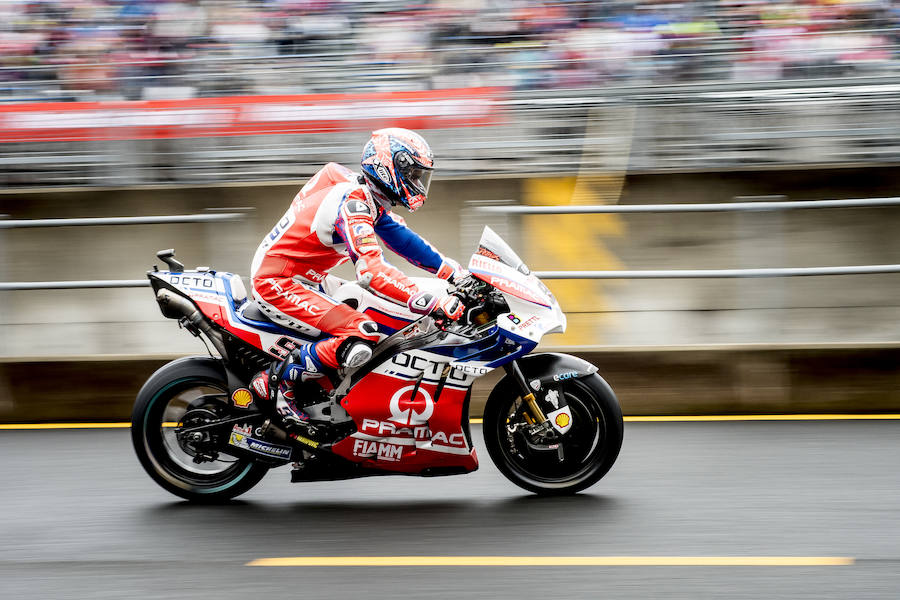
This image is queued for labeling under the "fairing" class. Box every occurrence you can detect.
[149,227,572,476]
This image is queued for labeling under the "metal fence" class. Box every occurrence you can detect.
[1,194,897,352]
[4,196,898,290]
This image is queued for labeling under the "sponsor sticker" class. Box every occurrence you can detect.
[476,246,501,261]
[547,406,573,435]
[290,433,319,449]
[352,223,374,236]
[353,438,404,462]
[304,269,325,283]
[552,371,579,382]
[376,272,415,295]
[229,432,293,460]
[232,424,253,436]
[520,315,540,329]
[545,388,561,409]
[231,388,254,409]
[451,362,492,376]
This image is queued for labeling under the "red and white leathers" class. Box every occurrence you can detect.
[250,162,463,369]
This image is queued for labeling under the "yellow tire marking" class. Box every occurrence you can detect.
[246,556,854,567]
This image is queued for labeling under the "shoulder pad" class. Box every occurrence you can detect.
[343,196,373,216]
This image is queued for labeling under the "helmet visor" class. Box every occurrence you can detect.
[396,151,433,197]
[406,165,433,197]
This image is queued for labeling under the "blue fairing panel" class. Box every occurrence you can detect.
[219,274,324,342]
[428,326,537,366]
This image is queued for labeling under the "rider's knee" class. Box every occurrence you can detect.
[336,336,375,368]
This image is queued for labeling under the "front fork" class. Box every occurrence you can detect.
[503,360,548,425]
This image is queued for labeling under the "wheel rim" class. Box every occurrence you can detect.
[142,378,255,494]
[496,380,609,487]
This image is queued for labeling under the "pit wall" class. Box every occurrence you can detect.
[1,346,897,423]
[0,166,898,419]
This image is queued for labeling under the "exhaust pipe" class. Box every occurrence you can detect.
[156,289,228,358]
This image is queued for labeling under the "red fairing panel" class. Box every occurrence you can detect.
[332,372,478,473]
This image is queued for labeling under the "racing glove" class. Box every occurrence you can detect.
[408,291,465,321]
[435,257,469,284]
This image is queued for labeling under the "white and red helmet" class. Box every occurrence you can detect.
[361,128,434,211]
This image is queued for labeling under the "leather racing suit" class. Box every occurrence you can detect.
[250,162,460,369]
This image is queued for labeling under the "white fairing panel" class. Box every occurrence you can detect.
[330,276,449,322]
[469,227,567,337]
[477,226,528,272]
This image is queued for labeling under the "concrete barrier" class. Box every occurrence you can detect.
[1,345,897,423]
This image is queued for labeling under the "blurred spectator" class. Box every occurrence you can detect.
[0,0,899,101]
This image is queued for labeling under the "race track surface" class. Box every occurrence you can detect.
[2,421,899,599]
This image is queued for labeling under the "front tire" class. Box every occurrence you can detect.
[131,359,268,502]
[483,372,623,495]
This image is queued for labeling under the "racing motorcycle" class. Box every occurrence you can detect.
[132,227,623,501]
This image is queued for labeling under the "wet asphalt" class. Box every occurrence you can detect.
[2,421,899,599]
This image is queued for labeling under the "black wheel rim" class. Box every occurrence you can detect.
[496,380,609,487]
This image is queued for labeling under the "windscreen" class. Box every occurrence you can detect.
[475,226,530,274]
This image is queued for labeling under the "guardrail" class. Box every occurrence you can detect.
[476,196,900,214]
[2,197,897,289]
[0,280,150,291]
[0,210,249,292]
[533,265,900,279]
[477,194,900,280]
[0,213,246,229]
[4,264,899,290]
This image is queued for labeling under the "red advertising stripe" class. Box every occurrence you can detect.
[0,88,504,143]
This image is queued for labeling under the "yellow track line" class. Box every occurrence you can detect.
[247,556,854,567]
[3,415,900,430]
[624,414,900,422]
[0,422,132,430]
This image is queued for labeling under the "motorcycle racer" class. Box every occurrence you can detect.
[248,128,465,427]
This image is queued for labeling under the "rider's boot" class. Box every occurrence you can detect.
[250,344,326,429]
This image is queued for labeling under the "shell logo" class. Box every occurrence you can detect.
[555,413,570,428]
[232,388,254,409]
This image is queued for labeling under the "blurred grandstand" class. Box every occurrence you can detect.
[1,0,900,185]
[2,0,898,98]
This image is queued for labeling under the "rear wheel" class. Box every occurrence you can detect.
[131,366,268,502]
[483,373,623,495]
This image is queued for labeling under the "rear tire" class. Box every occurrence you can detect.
[131,360,268,502]
[483,373,623,495]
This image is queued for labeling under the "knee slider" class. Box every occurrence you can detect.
[336,337,374,368]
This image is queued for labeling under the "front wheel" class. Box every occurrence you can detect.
[131,359,269,502]
[483,373,623,495]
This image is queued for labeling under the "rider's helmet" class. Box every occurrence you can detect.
[360,128,434,212]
